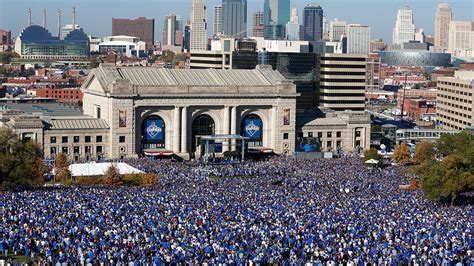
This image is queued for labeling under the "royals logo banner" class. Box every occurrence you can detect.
[243,119,261,140]
[145,120,164,141]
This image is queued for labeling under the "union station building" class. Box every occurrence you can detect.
[0,64,371,161]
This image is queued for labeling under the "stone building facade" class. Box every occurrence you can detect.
[81,64,298,159]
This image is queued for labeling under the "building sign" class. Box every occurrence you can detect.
[243,119,262,140]
[283,109,290,125]
[144,119,164,142]
[119,110,127,127]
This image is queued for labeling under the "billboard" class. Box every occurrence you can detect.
[242,119,262,140]
[144,119,164,142]
[119,110,127,128]
[296,137,321,152]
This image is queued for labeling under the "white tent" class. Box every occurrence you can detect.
[68,162,144,177]
[365,159,380,165]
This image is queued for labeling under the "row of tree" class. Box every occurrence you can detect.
[364,132,474,205]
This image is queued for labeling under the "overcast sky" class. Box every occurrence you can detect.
[1,0,473,42]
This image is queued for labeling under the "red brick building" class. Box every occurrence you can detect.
[35,88,83,106]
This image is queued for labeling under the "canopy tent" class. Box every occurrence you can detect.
[365,159,380,164]
[68,162,144,177]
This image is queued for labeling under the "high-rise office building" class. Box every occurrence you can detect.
[112,17,155,48]
[319,53,367,111]
[190,0,208,51]
[286,7,300,41]
[437,71,474,130]
[222,0,247,38]
[213,5,222,37]
[329,19,347,41]
[163,13,177,46]
[303,4,323,42]
[184,21,191,51]
[322,16,329,41]
[414,28,425,43]
[448,21,474,57]
[264,0,290,39]
[392,6,415,45]
[346,24,370,54]
[252,11,264,37]
[434,3,452,50]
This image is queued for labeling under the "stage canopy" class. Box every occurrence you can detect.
[68,162,144,177]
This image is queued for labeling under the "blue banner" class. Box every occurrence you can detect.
[144,119,164,141]
[243,119,262,140]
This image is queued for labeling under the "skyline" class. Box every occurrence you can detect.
[1,0,473,42]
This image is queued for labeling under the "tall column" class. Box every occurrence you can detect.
[181,106,188,154]
[173,106,180,153]
[223,106,230,152]
[230,106,237,151]
[271,106,278,150]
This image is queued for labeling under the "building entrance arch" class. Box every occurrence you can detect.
[241,113,263,147]
[191,114,215,155]
[141,115,166,151]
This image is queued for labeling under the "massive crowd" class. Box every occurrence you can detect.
[1,156,472,264]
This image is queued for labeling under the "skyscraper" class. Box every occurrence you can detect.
[222,0,247,38]
[112,17,155,48]
[163,13,177,46]
[190,0,207,51]
[346,24,370,54]
[264,0,290,39]
[434,3,452,50]
[448,21,474,57]
[329,19,347,41]
[286,7,300,41]
[303,4,323,42]
[392,6,415,45]
[213,5,222,37]
[252,11,264,37]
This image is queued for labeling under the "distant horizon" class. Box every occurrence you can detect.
[1,0,473,43]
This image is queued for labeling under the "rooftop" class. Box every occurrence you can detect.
[84,64,294,90]
[47,118,109,130]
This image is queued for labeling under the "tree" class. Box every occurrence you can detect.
[21,67,35,77]
[392,144,411,164]
[436,132,473,158]
[0,128,45,188]
[160,50,176,63]
[54,153,71,182]
[363,148,383,166]
[141,172,160,186]
[90,57,99,68]
[103,164,123,185]
[413,141,434,164]
[422,154,474,206]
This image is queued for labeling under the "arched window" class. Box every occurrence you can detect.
[192,114,215,153]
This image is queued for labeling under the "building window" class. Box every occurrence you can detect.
[85,136,91,143]
[336,131,341,138]
[73,146,80,154]
[336,141,341,147]
[318,132,323,138]
[50,136,56,144]
[96,106,101,119]
[96,146,103,154]
[327,141,332,148]
[85,146,92,154]
[327,132,332,138]
[283,133,289,140]
[355,131,361,138]
[62,136,68,143]
[356,140,361,147]
[62,147,68,154]
[119,136,126,143]
[96,136,103,143]
[308,132,313,137]
[50,147,57,155]
[73,136,80,143]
